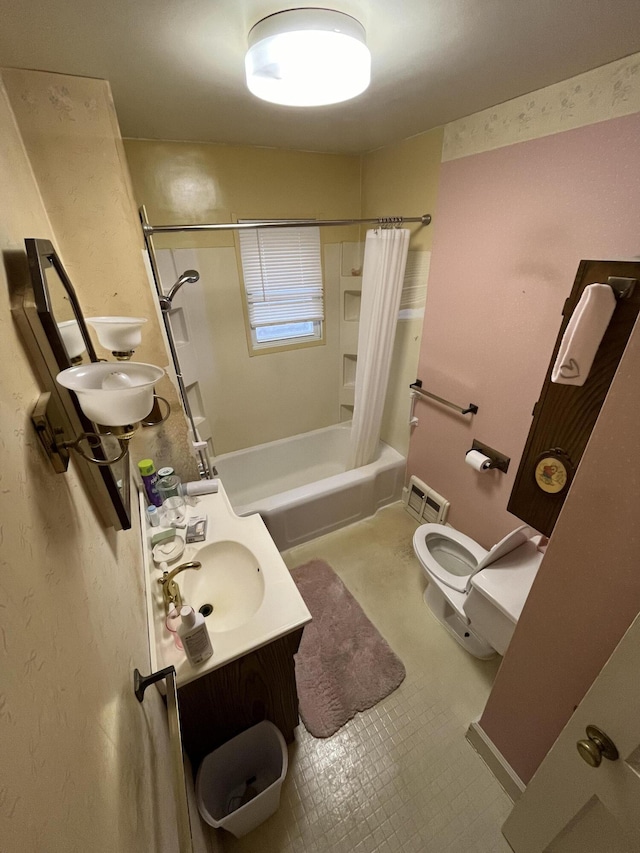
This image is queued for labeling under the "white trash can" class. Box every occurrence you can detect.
[195,720,288,838]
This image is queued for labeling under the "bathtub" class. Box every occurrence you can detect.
[214,423,406,551]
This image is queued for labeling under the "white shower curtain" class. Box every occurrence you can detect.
[347,227,410,469]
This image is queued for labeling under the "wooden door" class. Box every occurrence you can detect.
[508,260,640,536]
[502,611,640,852]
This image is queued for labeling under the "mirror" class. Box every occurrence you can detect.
[16,238,131,529]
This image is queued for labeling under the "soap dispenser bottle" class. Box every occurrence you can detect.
[177,605,213,665]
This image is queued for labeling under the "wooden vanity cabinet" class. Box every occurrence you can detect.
[177,627,303,771]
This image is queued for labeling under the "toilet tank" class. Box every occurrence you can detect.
[464,540,544,656]
[464,590,516,656]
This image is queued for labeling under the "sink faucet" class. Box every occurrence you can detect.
[157,560,202,613]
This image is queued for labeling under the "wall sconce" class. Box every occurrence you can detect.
[87,316,148,360]
[245,8,371,107]
[34,362,167,469]
[13,237,155,528]
[39,362,167,466]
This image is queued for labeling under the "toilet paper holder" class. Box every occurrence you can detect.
[468,439,510,474]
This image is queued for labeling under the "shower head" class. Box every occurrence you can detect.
[176,270,200,286]
[159,269,200,311]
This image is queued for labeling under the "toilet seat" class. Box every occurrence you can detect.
[413,523,536,593]
[413,524,488,592]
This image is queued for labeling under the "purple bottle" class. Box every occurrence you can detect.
[137,458,162,507]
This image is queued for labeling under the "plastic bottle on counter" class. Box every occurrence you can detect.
[177,605,213,665]
[182,479,220,497]
[138,459,162,507]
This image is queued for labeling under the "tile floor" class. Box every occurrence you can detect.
[219,504,513,853]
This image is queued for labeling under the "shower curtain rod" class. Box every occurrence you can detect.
[142,213,432,235]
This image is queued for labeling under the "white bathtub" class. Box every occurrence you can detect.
[214,423,406,551]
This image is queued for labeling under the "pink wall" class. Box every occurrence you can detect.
[480,315,640,782]
[409,111,640,783]
[408,112,640,549]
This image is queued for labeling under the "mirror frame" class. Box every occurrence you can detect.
[14,238,131,530]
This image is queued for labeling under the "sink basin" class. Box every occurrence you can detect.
[179,540,266,633]
[142,482,311,689]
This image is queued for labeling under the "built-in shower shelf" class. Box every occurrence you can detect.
[340,405,354,422]
[340,241,364,277]
[343,353,357,389]
[343,290,362,322]
[339,242,364,425]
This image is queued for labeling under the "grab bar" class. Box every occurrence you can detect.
[410,380,478,416]
[134,666,193,853]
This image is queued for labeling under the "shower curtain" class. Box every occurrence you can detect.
[347,227,410,469]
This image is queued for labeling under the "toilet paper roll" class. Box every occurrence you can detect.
[465,450,492,471]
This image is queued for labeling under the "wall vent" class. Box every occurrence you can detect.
[403,476,450,524]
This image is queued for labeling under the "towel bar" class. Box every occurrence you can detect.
[410,380,478,416]
[134,666,193,853]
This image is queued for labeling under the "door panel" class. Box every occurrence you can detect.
[502,612,640,852]
[546,797,634,853]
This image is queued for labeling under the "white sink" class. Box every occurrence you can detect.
[180,540,266,633]
[141,482,311,689]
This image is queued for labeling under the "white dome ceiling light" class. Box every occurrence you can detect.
[245,8,371,107]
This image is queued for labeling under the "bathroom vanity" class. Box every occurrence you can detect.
[141,482,311,769]
[177,626,303,767]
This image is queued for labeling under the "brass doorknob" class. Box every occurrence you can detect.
[576,725,619,767]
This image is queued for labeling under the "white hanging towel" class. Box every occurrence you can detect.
[551,283,616,386]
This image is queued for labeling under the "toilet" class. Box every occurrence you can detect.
[412,522,544,659]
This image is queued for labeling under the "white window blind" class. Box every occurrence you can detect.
[239,225,324,329]
[399,250,430,318]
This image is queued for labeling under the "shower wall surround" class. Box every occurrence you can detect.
[0,69,212,853]
[125,137,363,454]
[155,242,344,454]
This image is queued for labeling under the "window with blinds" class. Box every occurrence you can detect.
[238,224,324,350]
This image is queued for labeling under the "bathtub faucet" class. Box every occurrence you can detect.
[158,560,202,613]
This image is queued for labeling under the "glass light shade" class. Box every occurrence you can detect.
[245,9,371,107]
[86,316,147,352]
[56,362,164,426]
[57,320,86,360]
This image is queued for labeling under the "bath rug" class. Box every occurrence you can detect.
[290,559,405,738]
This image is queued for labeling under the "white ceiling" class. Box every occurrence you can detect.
[1,0,640,154]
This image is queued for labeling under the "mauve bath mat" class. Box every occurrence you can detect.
[291,559,406,738]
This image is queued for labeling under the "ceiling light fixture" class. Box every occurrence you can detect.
[245,8,371,107]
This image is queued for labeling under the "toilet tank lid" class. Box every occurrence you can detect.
[474,525,537,573]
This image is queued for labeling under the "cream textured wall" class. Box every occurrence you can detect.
[124,139,361,452]
[361,129,444,455]
[1,69,198,483]
[0,70,213,853]
[124,139,361,249]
